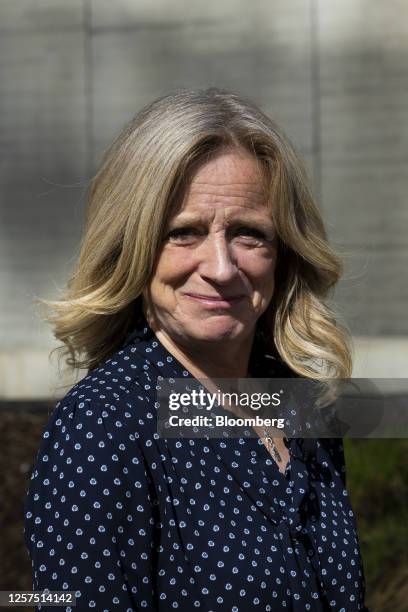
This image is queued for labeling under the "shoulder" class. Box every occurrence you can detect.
[35,341,160,467]
[61,337,161,422]
[81,338,160,402]
[25,349,158,518]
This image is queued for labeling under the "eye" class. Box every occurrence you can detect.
[236,227,266,238]
[233,226,271,243]
[165,227,203,242]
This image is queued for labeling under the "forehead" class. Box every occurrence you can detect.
[176,148,269,215]
[189,148,265,186]
[191,149,264,185]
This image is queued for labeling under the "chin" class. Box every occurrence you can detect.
[183,316,246,343]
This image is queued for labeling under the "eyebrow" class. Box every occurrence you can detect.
[167,212,275,230]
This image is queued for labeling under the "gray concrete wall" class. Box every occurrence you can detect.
[318,0,408,336]
[0,0,407,397]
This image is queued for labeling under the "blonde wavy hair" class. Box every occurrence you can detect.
[44,87,352,379]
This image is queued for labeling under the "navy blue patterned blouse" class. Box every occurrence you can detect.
[24,313,369,611]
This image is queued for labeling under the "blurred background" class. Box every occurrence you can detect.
[0,1,407,610]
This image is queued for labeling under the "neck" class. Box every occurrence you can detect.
[153,328,254,380]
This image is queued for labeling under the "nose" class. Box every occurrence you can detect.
[198,233,239,285]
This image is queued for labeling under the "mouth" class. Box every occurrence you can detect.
[183,293,245,308]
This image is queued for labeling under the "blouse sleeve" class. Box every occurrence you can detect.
[24,393,158,611]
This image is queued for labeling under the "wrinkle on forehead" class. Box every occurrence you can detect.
[168,147,273,223]
[184,151,267,205]
[174,203,273,223]
[182,194,267,212]
[169,203,275,236]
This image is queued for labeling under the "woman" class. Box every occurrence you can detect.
[24,88,368,611]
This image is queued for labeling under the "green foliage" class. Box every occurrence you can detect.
[344,439,408,612]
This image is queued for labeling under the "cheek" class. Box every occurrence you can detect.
[237,250,276,286]
[151,247,196,288]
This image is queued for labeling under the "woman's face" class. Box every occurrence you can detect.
[143,148,277,348]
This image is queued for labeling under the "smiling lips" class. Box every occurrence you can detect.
[183,292,245,308]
